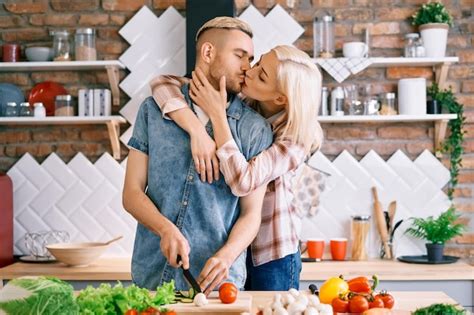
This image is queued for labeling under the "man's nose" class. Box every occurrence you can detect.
[241,60,251,71]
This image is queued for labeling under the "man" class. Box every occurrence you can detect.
[122,17,273,293]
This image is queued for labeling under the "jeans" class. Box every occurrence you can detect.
[244,248,302,290]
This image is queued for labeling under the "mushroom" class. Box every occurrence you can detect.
[282,293,296,307]
[193,292,208,307]
[263,306,273,315]
[289,288,300,298]
[287,301,306,315]
[304,307,319,315]
[307,295,320,307]
[315,303,332,315]
[273,306,289,315]
[296,294,309,307]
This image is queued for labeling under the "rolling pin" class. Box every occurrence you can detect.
[372,187,392,259]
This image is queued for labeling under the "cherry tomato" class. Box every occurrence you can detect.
[349,295,369,313]
[369,296,385,309]
[125,310,138,315]
[332,297,350,313]
[375,292,395,309]
[140,307,158,315]
[219,282,238,304]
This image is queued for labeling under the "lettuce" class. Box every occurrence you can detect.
[0,276,78,315]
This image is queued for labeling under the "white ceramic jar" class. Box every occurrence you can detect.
[398,78,427,115]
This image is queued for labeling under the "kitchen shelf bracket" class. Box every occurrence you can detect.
[106,120,121,159]
[435,63,451,90]
[106,65,120,107]
[434,119,449,153]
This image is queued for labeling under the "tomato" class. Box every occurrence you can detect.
[349,295,370,313]
[219,282,238,304]
[160,311,176,315]
[125,310,138,315]
[319,276,349,304]
[332,297,349,313]
[140,307,158,315]
[375,292,395,309]
[369,296,385,309]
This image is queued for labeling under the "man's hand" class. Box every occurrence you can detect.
[159,223,190,269]
[190,127,220,184]
[197,254,232,295]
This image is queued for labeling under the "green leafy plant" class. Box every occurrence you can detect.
[405,207,465,244]
[413,303,466,315]
[412,2,453,26]
[428,83,466,199]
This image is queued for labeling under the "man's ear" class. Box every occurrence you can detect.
[274,94,287,106]
[200,42,214,64]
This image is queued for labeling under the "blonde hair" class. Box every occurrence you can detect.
[196,16,253,41]
[272,45,323,154]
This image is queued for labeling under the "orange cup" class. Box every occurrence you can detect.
[330,238,347,261]
[306,239,325,260]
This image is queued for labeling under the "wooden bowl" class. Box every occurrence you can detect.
[46,242,109,267]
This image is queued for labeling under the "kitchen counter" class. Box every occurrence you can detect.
[1,257,472,282]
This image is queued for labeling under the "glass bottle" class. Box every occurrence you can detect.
[313,14,335,58]
[34,102,46,118]
[19,102,32,116]
[75,28,97,61]
[351,215,370,261]
[404,33,419,58]
[379,92,397,115]
[51,30,71,61]
[415,37,426,57]
[5,102,18,117]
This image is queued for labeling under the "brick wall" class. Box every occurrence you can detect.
[0,0,472,258]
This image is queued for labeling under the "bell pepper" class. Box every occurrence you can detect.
[348,275,379,294]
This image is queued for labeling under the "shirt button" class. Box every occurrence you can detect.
[183,201,188,206]
[188,175,193,180]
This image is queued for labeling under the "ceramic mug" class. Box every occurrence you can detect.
[343,42,368,58]
[307,238,325,260]
[330,238,348,261]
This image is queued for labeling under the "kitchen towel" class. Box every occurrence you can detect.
[318,58,373,83]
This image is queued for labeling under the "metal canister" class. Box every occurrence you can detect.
[319,87,328,116]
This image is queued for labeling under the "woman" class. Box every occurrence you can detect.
[150,45,323,290]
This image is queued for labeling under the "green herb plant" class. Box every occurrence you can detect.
[412,2,453,26]
[413,303,466,315]
[428,83,466,199]
[406,207,465,244]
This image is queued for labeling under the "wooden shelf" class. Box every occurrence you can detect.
[319,114,457,150]
[0,116,127,159]
[0,60,126,106]
[314,57,459,88]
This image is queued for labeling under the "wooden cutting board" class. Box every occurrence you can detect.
[163,291,251,315]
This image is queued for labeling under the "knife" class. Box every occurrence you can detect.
[177,255,202,294]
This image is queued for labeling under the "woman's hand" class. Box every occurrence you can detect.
[190,127,220,184]
[189,67,227,120]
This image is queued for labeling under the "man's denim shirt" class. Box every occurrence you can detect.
[128,85,273,290]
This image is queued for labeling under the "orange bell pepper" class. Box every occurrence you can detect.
[348,275,379,294]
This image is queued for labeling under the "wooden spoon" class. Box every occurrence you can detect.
[102,235,123,246]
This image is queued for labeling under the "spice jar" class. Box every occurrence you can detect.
[351,215,370,261]
[55,95,74,116]
[313,14,335,58]
[379,93,397,115]
[404,33,419,58]
[51,30,71,61]
[34,102,46,118]
[19,102,32,116]
[4,102,18,117]
[75,28,97,61]
[2,44,21,62]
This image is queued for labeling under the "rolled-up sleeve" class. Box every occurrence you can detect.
[128,100,149,155]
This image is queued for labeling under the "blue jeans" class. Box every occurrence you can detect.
[244,248,302,290]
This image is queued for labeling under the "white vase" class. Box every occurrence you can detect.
[419,23,449,58]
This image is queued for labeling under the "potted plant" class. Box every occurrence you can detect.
[405,207,465,262]
[412,2,453,57]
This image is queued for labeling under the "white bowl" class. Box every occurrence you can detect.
[25,47,53,62]
[46,242,109,267]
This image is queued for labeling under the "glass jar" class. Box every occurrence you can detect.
[75,28,97,61]
[415,38,426,57]
[404,33,419,58]
[19,102,32,116]
[2,43,21,62]
[51,30,71,61]
[313,15,335,58]
[379,92,397,115]
[55,95,74,116]
[5,102,18,117]
[351,215,370,261]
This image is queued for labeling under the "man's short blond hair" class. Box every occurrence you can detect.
[195,16,253,41]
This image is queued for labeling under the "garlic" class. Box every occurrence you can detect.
[289,288,300,298]
[304,307,319,315]
[287,301,306,315]
[273,306,289,315]
[307,295,320,307]
[193,293,208,307]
